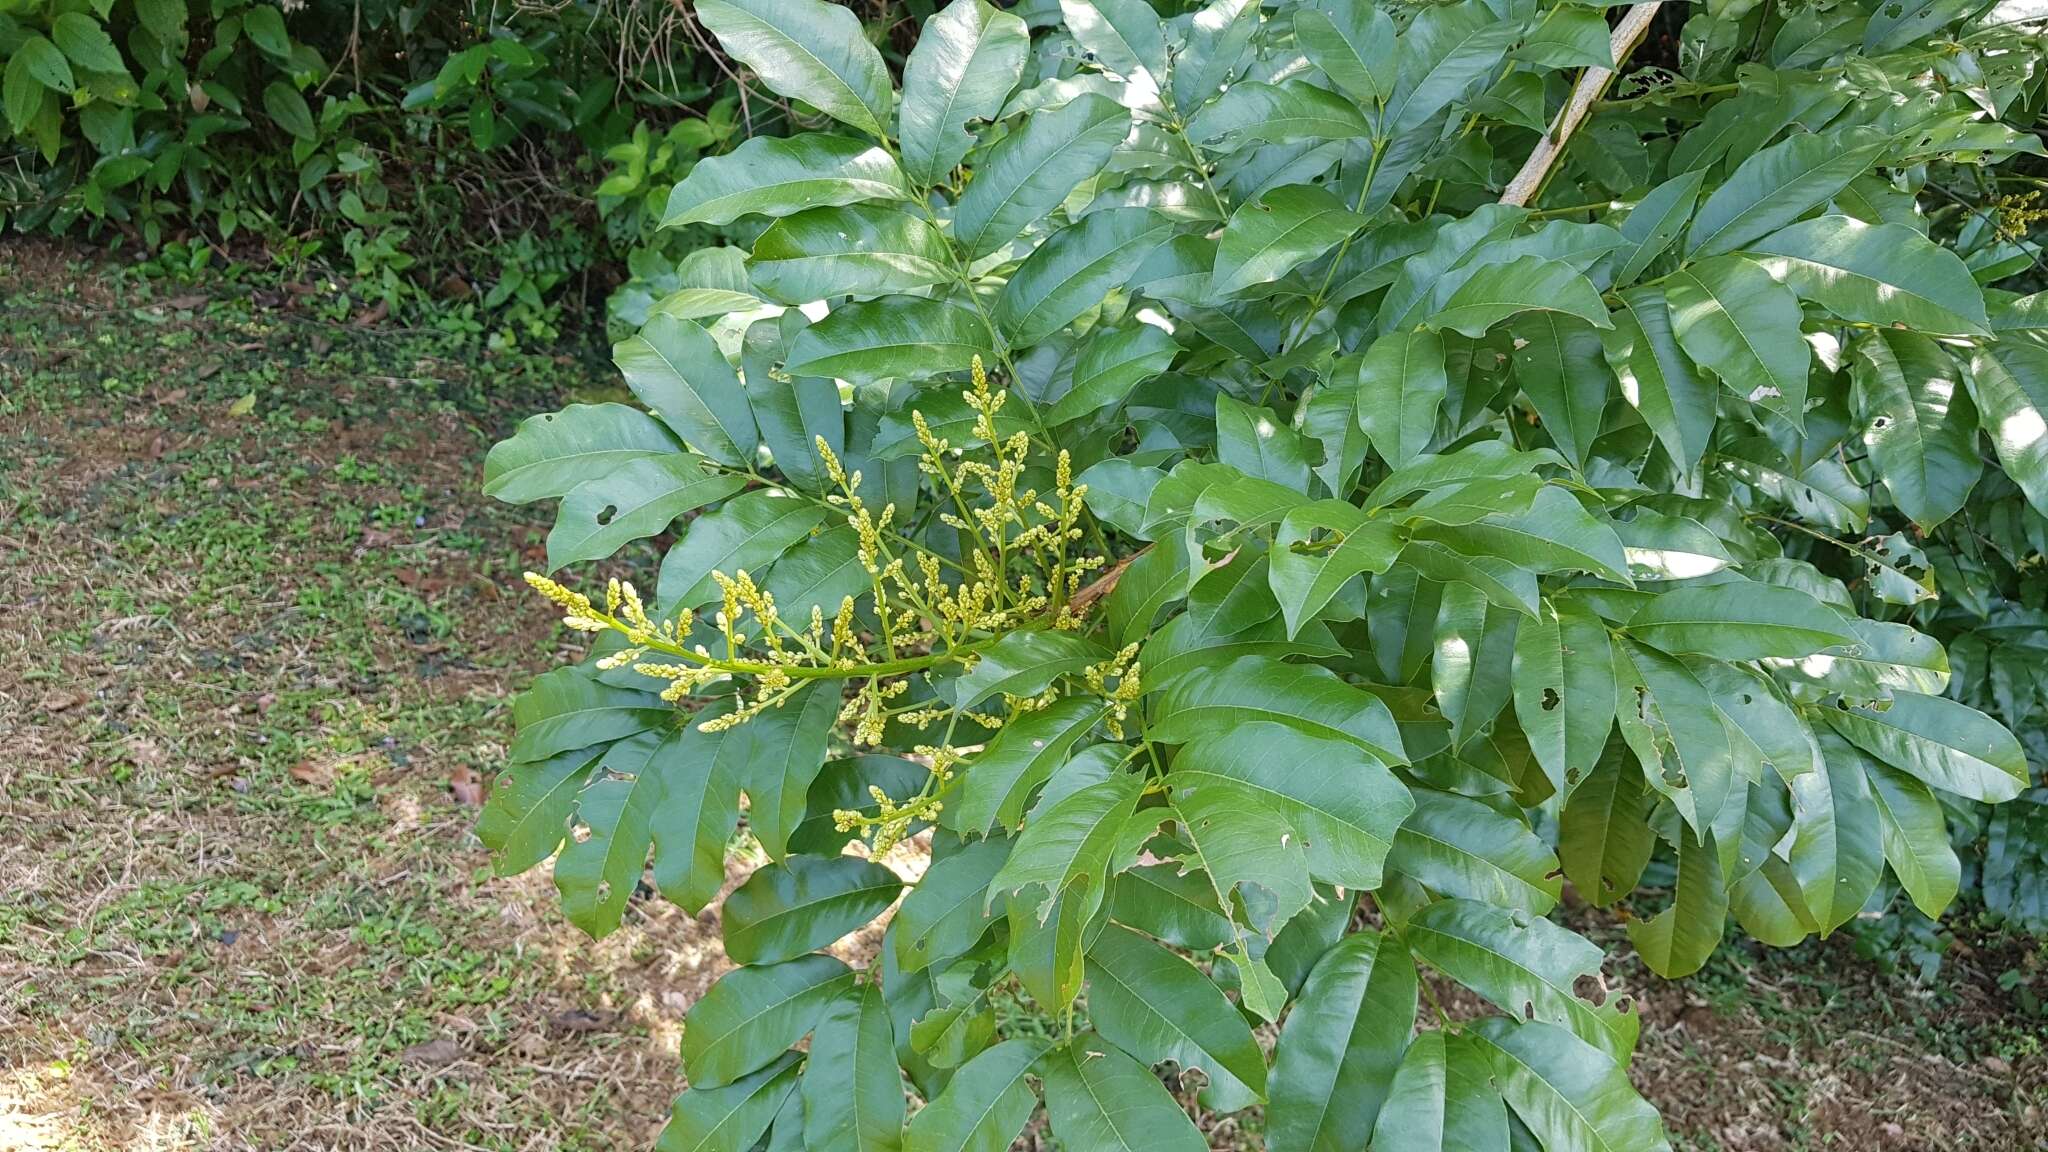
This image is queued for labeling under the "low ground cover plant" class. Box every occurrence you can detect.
[482,0,2048,1148]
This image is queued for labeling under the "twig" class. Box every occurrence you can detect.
[1501,3,1664,207]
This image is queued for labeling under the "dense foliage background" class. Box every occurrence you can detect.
[0,0,759,338]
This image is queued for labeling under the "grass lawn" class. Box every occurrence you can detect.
[1,242,2041,1151]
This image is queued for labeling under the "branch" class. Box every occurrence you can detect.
[1501,3,1663,207]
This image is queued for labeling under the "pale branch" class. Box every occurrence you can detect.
[1501,2,1664,207]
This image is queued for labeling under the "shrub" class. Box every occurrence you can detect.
[0,0,742,335]
[483,0,2048,1147]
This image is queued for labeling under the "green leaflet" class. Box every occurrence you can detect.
[1266,932,1418,1152]
[722,854,904,965]
[682,955,855,1089]
[892,835,1009,973]
[663,133,911,228]
[1604,287,1717,471]
[1169,722,1414,891]
[1468,1019,1671,1152]
[1355,327,1447,469]
[953,92,1130,259]
[1684,129,1885,258]
[902,1039,1042,1152]
[1965,341,2048,519]
[616,314,761,466]
[942,697,1106,834]
[1748,215,1990,336]
[1150,654,1408,765]
[658,1052,802,1152]
[899,0,1030,187]
[1047,323,1180,425]
[1625,826,1728,979]
[1865,759,1960,919]
[695,0,893,138]
[1423,255,1612,338]
[507,667,666,763]
[994,208,1174,344]
[1407,898,1638,1063]
[1507,310,1610,469]
[786,296,995,385]
[1212,183,1366,296]
[547,454,748,570]
[748,206,954,303]
[803,983,906,1152]
[1823,690,2028,803]
[483,403,680,504]
[1041,1035,1207,1152]
[1850,329,1982,531]
[1295,1,1396,108]
[1624,581,1858,661]
[947,628,1108,710]
[1386,788,1562,915]
[1082,923,1266,1110]
[1512,604,1617,797]
[1171,776,1315,937]
[655,491,828,611]
[1665,254,1810,428]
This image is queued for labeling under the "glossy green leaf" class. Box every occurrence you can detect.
[1684,130,1885,258]
[1041,1035,1206,1152]
[1625,581,1857,661]
[1557,740,1657,906]
[1468,1019,1671,1152]
[1823,691,2028,803]
[656,490,827,611]
[902,1039,1041,1152]
[547,454,747,570]
[1150,654,1407,765]
[748,206,954,303]
[1665,254,1809,427]
[786,297,994,385]
[1508,312,1611,469]
[508,667,666,763]
[1409,898,1638,1063]
[996,208,1174,344]
[1748,215,1990,336]
[483,404,681,504]
[1865,760,1959,920]
[1046,323,1179,424]
[616,314,761,466]
[1270,500,1405,637]
[1965,341,2048,519]
[1083,923,1266,1110]
[1213,184,1365,297]
[1171,722,1413,891]
[804,983,906,1152]
[1513,605,1617,796]
[900,0,1030,186]
[1387,788,1562,915]
[696,0,893,137]
[1626,826,1727,979]
[1851,330,1981,531]
[682,955,855,1088]
[1355,328,1447,469]
[657,1052,802,1152]
[1296,1,1396,108]
[1604,287,1716,470]
[954,92,1130,259]
[723,855,904,965]
[1266,932,1418,1152]
[663,134,911,227]
[944,697,1106,834]
[1424,256,1612,339]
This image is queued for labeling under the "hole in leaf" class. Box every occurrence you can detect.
[1541,687,1560,711]
[1565,767,1581,786]
[597,504,618,526]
